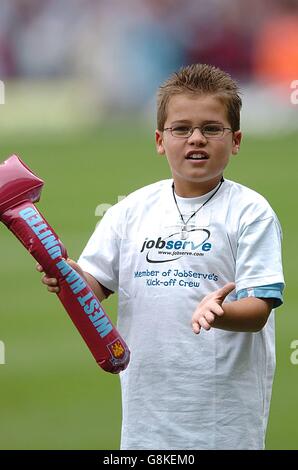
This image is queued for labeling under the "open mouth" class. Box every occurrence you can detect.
[185,153,209,161]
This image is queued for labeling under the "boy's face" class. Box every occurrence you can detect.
[155,93,242,196]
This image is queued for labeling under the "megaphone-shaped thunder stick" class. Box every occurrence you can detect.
[0,155,130,373]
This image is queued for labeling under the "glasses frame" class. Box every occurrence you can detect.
[163,124,234,140]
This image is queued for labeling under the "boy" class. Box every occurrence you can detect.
[38,64,284,450]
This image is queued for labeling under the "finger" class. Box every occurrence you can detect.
[199,317,211,331]
[192,321,201,334]
[47,285,60,293]
[42,275,58,287]
[36,263,44,272]
[205,311,216,324]
[210,304,224,317]
[215,282,236,301]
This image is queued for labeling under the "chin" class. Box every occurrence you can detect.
[180,173,217,183]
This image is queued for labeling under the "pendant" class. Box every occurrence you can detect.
[181,226,188,240]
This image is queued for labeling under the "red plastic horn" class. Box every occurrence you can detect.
[0,155,130,373]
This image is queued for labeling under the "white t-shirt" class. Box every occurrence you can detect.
[78,178,284,450]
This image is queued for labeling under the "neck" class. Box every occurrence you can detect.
[172,175,224,197]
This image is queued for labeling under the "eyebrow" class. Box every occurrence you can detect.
[170,120,224,126]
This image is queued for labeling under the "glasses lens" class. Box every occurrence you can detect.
[171,126,191,137]
[202,124,224,138]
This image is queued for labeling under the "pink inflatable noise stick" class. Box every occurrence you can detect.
[0,155,130,373]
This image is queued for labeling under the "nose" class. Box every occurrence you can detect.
[187,127,207,145]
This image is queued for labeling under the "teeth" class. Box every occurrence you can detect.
[187,154,207,160]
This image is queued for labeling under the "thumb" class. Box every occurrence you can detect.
[214,282,236,301]
[66,258,85,277]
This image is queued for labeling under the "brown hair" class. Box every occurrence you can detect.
[157,64,242,131]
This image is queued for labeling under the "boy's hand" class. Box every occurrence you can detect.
[36,258,84,293]
[191,283,236,334]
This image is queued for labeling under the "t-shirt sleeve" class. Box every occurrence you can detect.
[235,216,285,301]
[77,207,121,292]
[236,283,284,308]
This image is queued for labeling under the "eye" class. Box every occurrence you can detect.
[202,124,223,135]
[171,126,191,136]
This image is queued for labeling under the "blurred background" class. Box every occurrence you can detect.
[0,0,297,450]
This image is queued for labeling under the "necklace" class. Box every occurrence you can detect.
[172,177,224,239]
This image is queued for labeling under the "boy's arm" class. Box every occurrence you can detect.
[37,259,112,302]
[191,283,273,334]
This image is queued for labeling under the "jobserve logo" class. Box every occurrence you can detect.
[140,229,212,263]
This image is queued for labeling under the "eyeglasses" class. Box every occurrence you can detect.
[163,124,233,139]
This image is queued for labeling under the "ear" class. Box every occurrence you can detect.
[155,130,165,155]
[231,130,242,155]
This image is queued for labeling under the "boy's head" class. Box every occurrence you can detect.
[155,64,243,196]
[157,63,242,132]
